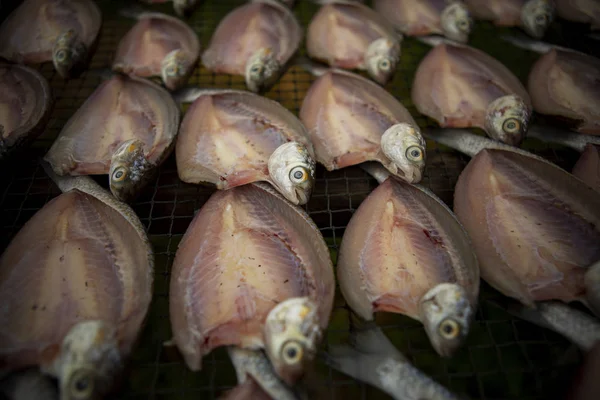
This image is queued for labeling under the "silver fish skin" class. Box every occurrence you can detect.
[0,64,53,160]
[527,125,600,152]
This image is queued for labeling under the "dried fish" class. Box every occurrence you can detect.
[527,125,600,152]
[337,162,479,357]
[412,42,532,145]
[555,0,600,29]
[169,183,335,397]
[113,10,200,90]
[0,64,53,160]
[529,49,600,135]
[174,87,315,205]
[573,144,600,192]
[0,0,101,78]
[299,67,426,183]
[464,0,554,38]
[44,74,180,202]
[373,0,473,43]
[201,0,302,93]
[306,0,401,85]
[425,128,600,344]
[140,0,201,18]
[0,167,153,399]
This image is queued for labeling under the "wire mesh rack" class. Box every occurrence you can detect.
[0,0,594,399]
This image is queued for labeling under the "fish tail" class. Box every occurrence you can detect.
[290,56,330,77]
[508,301,600,352]
[423,128,500,157]
[416,35,459,47]
[360,162,390,185]
[324,325,459,399]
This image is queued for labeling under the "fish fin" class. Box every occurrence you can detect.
[585,260,600,318]
[507,301,600,352]
[360,162,390,184]
[227,348,301,400]
[499,33,577,54]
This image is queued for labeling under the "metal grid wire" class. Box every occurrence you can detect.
[0,0,592,399]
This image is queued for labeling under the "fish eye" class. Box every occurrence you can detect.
[70,369,94,399]
[55,50,67,62]
[458,19,469,30]
[289,166,309,184]
[378,59,391,71]
[166,65,178,76]
[405,146,424,161]
[536,14,547,24]
[251,65,262,74]
[112,167,127,182]
[502,118,521,134]
[281,340,304,365]
[439,319,460,340]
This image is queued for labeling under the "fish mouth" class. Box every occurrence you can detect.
[294,186,311,205]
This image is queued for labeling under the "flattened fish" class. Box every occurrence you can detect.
[0,168,153,399]
[306,0,401,85]
[113,11,200,90]
[174,88,315,205]
[201,0,302,93]
[464,0,554,38]
[373,0,473,43]
[412,43,532,145]
[573,144,600,192]
[0,0,102,78]
[169,183,335,397]
[425,128,600,332]
[338,173,479,358]
[44,74,180,202]
[140,0,201,18]
[299,68,426,183]
[555,0,600,29]
[0,64,53,160]
[528,49,600,135]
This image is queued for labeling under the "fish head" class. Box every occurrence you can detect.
[264,297,322,385]
[161,49,192,90]
[440,2,473,43]
[109,139,152,203]
[267,141,316,205]
[521,0,554,39]
[419,283,473,357]
[485,94,531,146]
[380,123,426,184]
[365,38,401,85]
[245,48,281,93]
[173,0,198,17]
[52,29,88,79]
[55,321,121,400]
